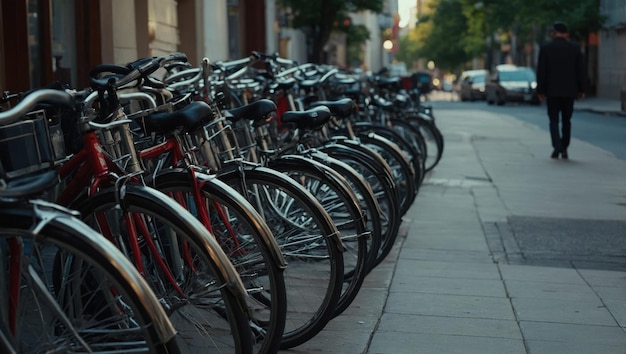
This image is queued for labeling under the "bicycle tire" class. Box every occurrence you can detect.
[386,118,427,185]
[267,155,369,318]
[304,150,383,274]
[151,169,288,354]
[0,204,180,353]
[318,140,402,269]
[406,114,444,172]
[69,184,254,354]
[354,131,418,216]
[354,121,425,187]
[217,164,344,349]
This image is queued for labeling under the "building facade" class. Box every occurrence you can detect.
[598,0,626,100]
[3,0,620,98]
[2,0,405,93]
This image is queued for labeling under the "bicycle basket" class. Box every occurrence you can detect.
[229,119,256,157]
[184,117,242,171]
[0,110,58,180]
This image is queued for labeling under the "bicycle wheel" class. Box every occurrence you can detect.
[379,119,427,186]
[406,114,444,172]
[268,155,369,318]
[217,165,344,349]
[0,204,180,353]
[151,169,287,354]
[69,184,253,354]
[354,131,417,216]
[305,150,383,274]
[319,140,402,270]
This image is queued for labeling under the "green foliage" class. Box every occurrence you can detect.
[346,24,371,68]
[278,0,383,63]
[398,0,605,71]
[420,0,473,71]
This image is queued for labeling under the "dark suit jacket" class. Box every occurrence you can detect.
[536,37,586,98]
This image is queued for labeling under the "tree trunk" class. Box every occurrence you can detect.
[310,0,336,64]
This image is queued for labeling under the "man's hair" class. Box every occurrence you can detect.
[553,21,568,34]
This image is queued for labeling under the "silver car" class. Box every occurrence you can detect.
[486,65,539,105]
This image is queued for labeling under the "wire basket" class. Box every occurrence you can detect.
[181,117,242,171]
[0,109,61,181]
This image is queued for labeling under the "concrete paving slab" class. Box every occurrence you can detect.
[392,259,501,280]
[525,340,626,354]
[282,328,371,354]
[593,285,626,300]
[368,331,525,354]
[361,263,396,288]
[322,314,379,331]
[398,248,493,264]
[519,321,626,346]
[377,313,522,339]
[338,289,388,318]
[602,298,626,327]
[499,264,588,284]
[385,292,515,320]
[403,233,490,252]
[391,276,507,297]
[408,220,484,234]
[578,268,626,287]
[512,297,617,325]
[472,186,510,222]
[505,279,601,301]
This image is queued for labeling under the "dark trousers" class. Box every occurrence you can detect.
[546,96,575,151]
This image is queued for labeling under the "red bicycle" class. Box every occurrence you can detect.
[53,54,254,353]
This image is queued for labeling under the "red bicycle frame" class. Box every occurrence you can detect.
[138,134,244,253]
[54,128,186,295]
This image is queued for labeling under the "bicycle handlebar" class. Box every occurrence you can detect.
[90,52,188,89]
[251,51,297,66]
[214,55,254,72]
[0,89,73,126]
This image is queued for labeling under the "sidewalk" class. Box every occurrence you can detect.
[281,99,626,353]
[574,96,625,116]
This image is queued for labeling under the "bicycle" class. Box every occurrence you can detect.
[0,89,181,353]
[52,54,255,353]
[163,58,347,349]
[115,86,288,354]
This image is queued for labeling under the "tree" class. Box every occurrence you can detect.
[398,0,605,72]
[410,0,474,72]
[277,0,383,64]
[345,23,371,68]
[396,14,433,69]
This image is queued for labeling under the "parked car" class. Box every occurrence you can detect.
[485,65,539,105]
[458,69,488,101]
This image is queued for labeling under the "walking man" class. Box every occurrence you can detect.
[536,21,586,159]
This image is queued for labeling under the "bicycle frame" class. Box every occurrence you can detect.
[54,117,188,296]
[139,131,252,254]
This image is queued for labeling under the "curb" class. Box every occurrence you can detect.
[575,107,626,117]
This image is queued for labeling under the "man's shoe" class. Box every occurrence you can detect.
[551,150,559,159]
[561,150,568,159]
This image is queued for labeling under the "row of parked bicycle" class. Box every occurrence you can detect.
[0,51,443,353]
